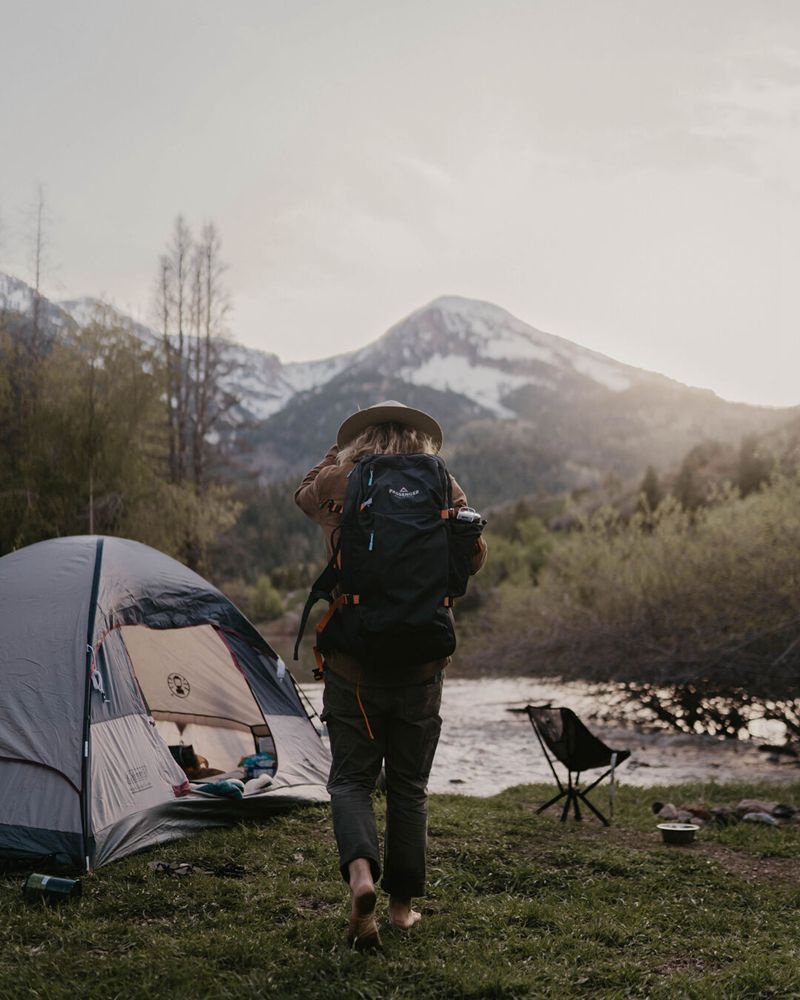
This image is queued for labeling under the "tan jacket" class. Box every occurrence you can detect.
[295,445,487,682]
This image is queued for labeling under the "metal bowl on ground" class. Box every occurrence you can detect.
[658,822,700,845]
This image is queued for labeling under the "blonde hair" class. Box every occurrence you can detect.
[337,421,439,465]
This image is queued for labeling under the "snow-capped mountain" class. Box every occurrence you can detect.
[1,267,665,425]
[58,297,161,348]
[0,272,75,332]
[222,345,352,422]
[330,296,661,416]
[52,294,350,423]
[52,291,662,422]
[2,272,789,505]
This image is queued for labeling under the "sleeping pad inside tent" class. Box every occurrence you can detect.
[0,535,330,870]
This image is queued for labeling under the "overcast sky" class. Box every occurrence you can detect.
[2,1,799,406]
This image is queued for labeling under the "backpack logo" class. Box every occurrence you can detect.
[388,485,419,499]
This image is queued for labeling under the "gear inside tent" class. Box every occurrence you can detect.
[0,536,330,870]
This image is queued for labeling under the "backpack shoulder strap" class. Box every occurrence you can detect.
[435,453,453,506]
[294,461,368,665]
[340,455,372,518]
[293,535,341,661]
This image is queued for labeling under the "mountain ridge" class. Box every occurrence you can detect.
[0,270,757,419]
[2,272,793,509]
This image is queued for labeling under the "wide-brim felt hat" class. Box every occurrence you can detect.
[336,400,443,450]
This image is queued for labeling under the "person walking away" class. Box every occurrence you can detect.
[294,400,487,950]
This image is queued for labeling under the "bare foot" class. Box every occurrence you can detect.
[388,895,422,930]
[347,911,381,951]
[347,859,381,951]
[348,859,376,918]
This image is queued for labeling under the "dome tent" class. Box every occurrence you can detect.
[0,536,330,870]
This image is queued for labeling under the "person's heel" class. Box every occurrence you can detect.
[347,912,382,950]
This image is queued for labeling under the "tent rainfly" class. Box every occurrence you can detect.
[0,536,330,871]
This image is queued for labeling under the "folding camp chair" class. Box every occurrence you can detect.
[525,705,630,826]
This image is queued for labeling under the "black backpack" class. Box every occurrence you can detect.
[294,452,485,673]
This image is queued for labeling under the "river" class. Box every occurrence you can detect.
[297,676,799,796]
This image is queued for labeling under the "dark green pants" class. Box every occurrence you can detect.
[321,668,443,899]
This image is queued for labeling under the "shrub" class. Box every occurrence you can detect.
[220,574,284,623]
[476,475,800,739]
[251,574,284,622]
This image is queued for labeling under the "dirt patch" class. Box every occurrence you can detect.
[516,808,800,885]
[688,843,800,885]
[651,955,723,976]
[295,896,337,912]
[590,823,800,886]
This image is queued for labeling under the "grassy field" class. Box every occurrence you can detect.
[2,781,799,1000]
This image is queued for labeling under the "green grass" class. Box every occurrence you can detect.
[2,781,799,1000]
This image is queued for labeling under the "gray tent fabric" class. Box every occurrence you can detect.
[0,536,330,870]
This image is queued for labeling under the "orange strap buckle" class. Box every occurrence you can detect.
[315,593,361,635]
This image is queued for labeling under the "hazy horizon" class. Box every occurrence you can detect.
[2,1,800,407]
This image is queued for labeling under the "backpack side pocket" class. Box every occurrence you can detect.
[447,519,484,598]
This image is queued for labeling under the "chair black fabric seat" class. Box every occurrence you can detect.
[526,705,631,826]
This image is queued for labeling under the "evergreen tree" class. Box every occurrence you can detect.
[737,435,770,497]
[638,464,662,513]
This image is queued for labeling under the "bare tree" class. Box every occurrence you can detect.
[155,215,193,482]
[171,215,192,482]
[84,335,100,535]
[156,253,177,480]
[26,183,48,349]
[153,215,236,569]
[0,185,51,483]
[190,221,231,489]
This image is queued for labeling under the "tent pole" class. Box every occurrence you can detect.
[80,537,104,872]
[292,673,323,729]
